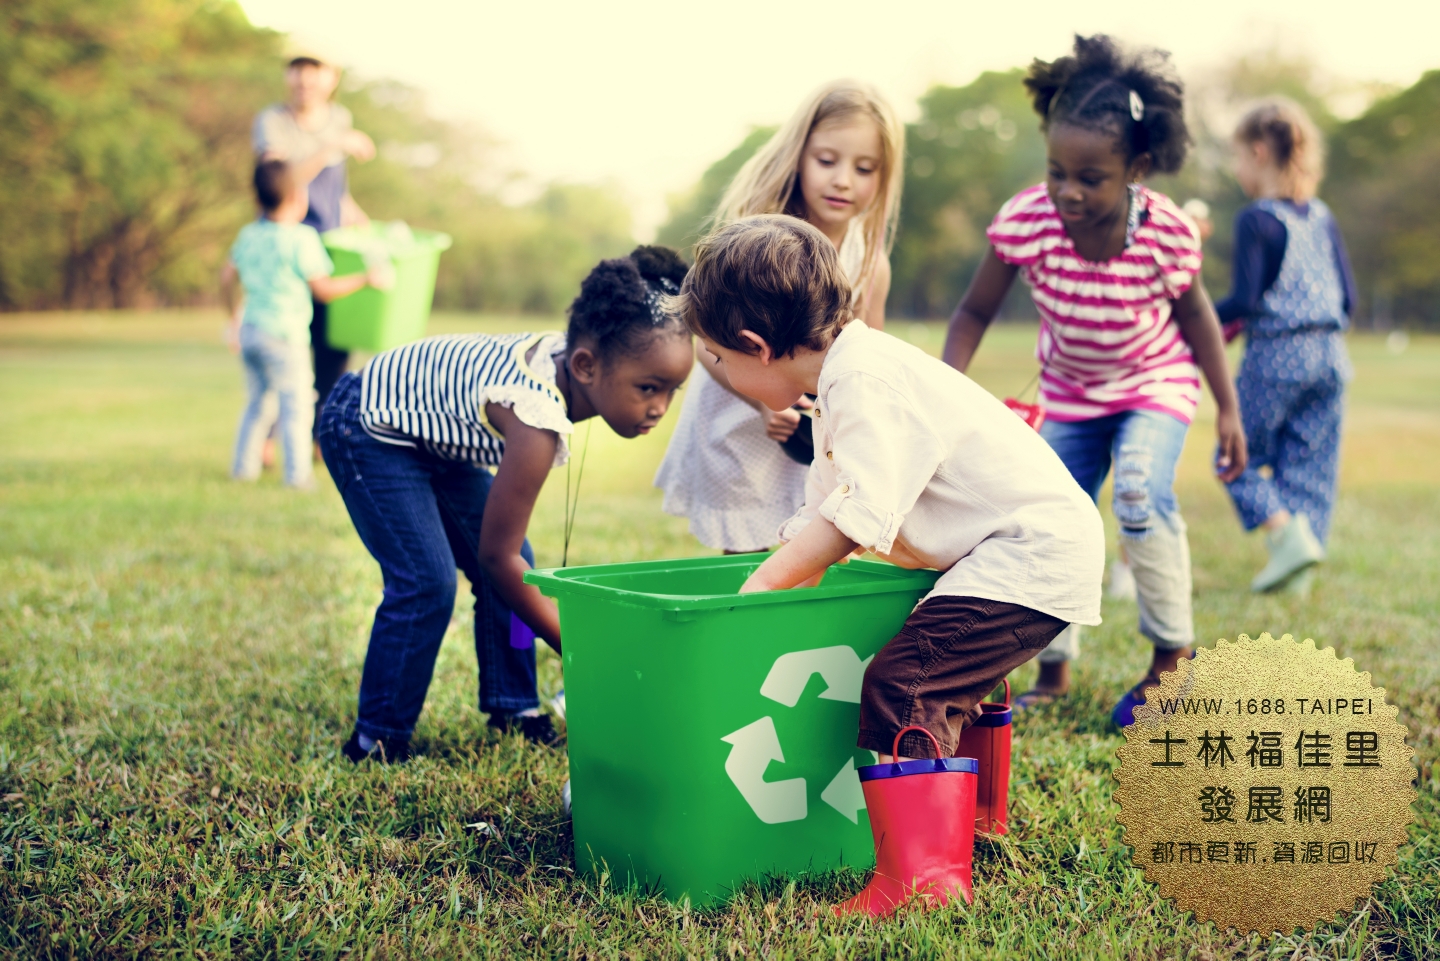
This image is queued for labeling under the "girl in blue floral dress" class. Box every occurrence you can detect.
[1217,98,1357,592]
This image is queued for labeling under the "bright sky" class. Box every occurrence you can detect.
[238,0,1440,239]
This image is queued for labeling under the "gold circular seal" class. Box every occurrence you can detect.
[1113,633,1416,934]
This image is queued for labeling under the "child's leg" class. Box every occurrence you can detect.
[232,327,276,480]
[1027,415,1122,690]
[1271,372,1345,545]
[858,596,1066,760]
[310,298,350,441]
[1111,410,1192,648]
[430,463,542,718]
[1109,410,1194,689]
[1226,348,1297,532]
[319,380,459,744]
[275,337,316,488]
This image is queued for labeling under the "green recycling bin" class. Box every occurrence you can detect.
[322,223,452,352]
[524,553,940,906]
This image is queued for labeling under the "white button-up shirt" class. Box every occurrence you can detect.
[780,321,1104,625]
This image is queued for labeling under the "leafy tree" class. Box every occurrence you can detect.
[890,70,1047,318]
[0,0,282,309]
[341,78,633,314]
[1327,72,1440,327]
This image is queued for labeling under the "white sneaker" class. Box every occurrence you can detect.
[1108,560,1138,602]
[562,779,571,817]
[549,689,566,722]
[1252,514,1325,592]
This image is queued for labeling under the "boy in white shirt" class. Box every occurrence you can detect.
[678,214,1104,764]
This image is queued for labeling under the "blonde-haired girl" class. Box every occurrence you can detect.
[655,80,904,551]
[1217,97,1356,592]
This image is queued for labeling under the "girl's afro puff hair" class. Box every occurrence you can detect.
[1025,34,1190,174]
[567,245,689,361]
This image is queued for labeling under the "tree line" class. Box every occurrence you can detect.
[660,56,1440,329]
[3,0,1436,327]
[0,0,632,314]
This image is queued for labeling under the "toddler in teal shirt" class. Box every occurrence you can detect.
[222,161,383,487]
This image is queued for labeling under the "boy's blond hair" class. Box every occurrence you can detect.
[714,80,904,310]
[675,215,851,359]
[1234,97,1325,201]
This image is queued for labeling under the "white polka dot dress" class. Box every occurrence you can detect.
[655,221,868,552]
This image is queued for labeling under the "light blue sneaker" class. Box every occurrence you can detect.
[1251,514,1325,593]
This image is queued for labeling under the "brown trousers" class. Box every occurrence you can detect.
[857,595,1066,759]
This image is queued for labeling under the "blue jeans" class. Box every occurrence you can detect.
[318,373,539,741]
[232,324,313,487]
[1038,409,1195,661]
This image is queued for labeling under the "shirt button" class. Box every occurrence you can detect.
[840,484,850,493]
[826,451,833,460]
[814,408,821,417]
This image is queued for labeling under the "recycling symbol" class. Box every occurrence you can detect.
[719,646,873,825]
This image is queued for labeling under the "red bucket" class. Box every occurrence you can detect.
[957,679,1012,836]
[1002,397,1046,432]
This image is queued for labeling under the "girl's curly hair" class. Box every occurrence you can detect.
[1025,34,1190,174]
[567,245,689,361]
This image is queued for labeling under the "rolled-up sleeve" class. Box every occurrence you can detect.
[811,372,944,556]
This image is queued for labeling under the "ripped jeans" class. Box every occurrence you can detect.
[1037,409,1194,663]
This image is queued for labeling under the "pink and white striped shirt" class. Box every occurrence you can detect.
[988,184,1203,424]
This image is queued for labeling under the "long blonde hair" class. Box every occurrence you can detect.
[714,80,904,310]
[1234,97,1325,201]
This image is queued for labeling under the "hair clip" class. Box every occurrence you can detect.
[1129,90,1145,122]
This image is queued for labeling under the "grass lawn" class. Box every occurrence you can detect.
[0,309,1436,958]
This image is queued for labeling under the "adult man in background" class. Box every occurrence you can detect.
[253,54,375,442]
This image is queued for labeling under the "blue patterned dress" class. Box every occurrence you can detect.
[1219,198,1353,543]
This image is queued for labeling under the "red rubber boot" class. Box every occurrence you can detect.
[836,726,978,918]
[957,679,1013,836]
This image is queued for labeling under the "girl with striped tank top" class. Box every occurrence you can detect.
[1218,99,1355,594]
[318,247,694,761]
[943,36,1247,726]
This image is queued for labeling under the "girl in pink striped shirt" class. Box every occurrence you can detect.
[943,35,1247,726]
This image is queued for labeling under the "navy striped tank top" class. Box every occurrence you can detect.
[358,332,572,467]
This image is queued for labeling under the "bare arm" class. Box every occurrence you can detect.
[308,272,368,303]
[739,516,859,593]
[737,518,858,593]
[1173,281,1248,483]
[309,264,391,304]
[267,149,332,187]
[339,192,370,228]
[942,248,1019,372]
[478,404,563,650]
[859,256,891,330]
[220,262,242,353]
[260,125,375,187]
[220,262,241,314]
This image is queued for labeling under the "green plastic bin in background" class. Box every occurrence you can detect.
[524,554,940,906]
[322,224,453,352]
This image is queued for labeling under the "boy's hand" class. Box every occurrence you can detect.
[1214,407,1248,483]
